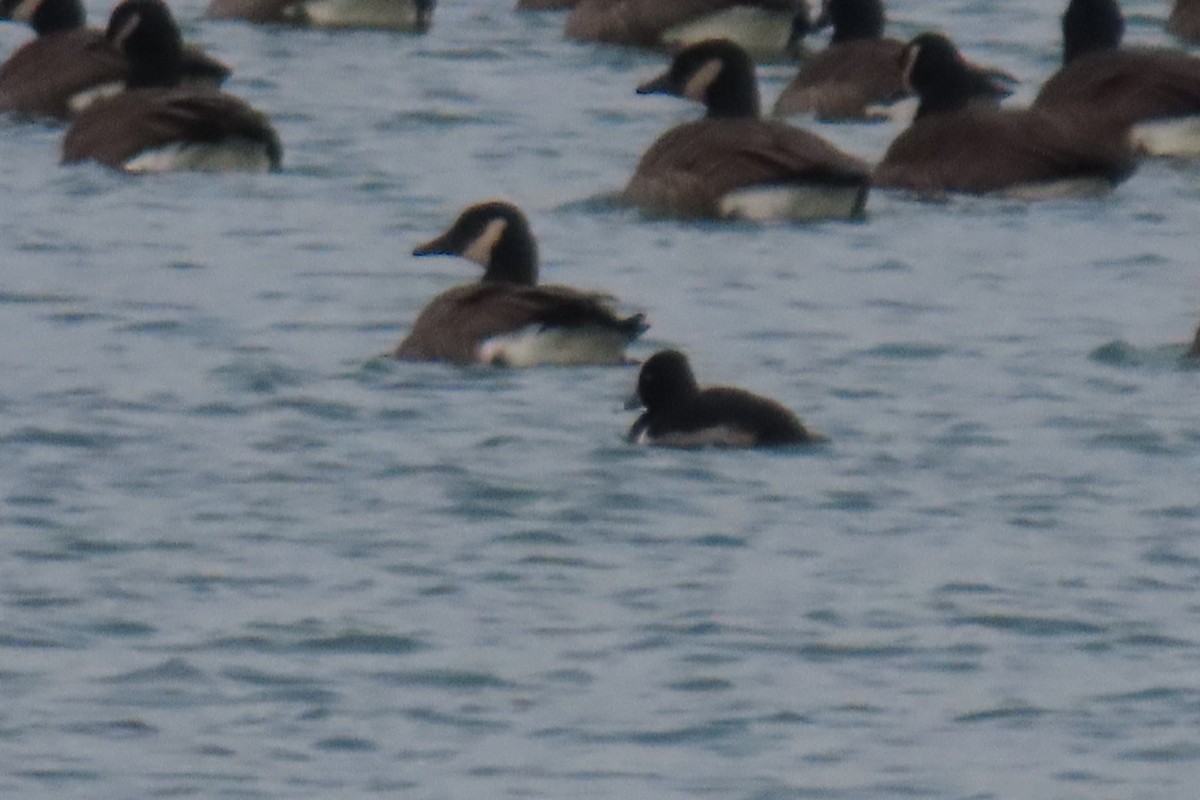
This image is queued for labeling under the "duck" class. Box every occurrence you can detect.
[1169,0,1200,42]
[873,32,1137,197]
[395,201,647,367]
[60,0,281,172]
[0,0,229,119]
[772,0,906,120]
[625,349,822,448]
[623,38,870,221]
[206,0,435,32]
[1033,0,1200,157]
[564,0,808,58]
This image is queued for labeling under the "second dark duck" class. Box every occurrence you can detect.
[395,202,646,367]
[1033,0,1200,157]
[873,32,1137,197]
[623,38,870,221]
[0,0,229,119]
[626,350,823,448]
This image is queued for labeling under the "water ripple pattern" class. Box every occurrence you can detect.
[1,0,1199,798]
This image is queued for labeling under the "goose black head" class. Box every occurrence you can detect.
[1061,0,1124,64]
[818,0,886,43]
[1,0,85,35]
[106,0,184,89]
[413,201,539,286]
[901,32,1006,119]
[637,39,760,119]
[631,349,701,412]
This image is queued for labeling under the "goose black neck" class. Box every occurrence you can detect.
[705,56,760,119]
[480,218,539,286]
[1062,0,1124,64]
[31,0,85,35]
[829,0,886,43]
[907,34,996,119]
[108,0,185,89]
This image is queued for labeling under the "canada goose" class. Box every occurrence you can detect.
[873,32,1137,197]
[564,0,807,58]
[61,0,281,172]
[0,0,229,119]
[772,0,906,120]
[1034,0,1200,156]
[626,349,822,448]
[395,202,647,367]
[1169,0,1200,42]
[206,0,435,32]
[624,39,869,220]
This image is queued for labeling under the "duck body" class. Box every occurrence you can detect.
[874,32,1136,197]
[60,0,280,173]
[206,0,435,31]
[565,0,803,57]
[1034,0,1200,156]
[625,39,869,221]
[627,350,819,448]
[0,0,229,119]
[395,202,646,367]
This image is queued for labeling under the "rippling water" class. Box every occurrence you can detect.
[2,1,1200,798]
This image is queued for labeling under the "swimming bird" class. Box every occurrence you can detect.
[564,0,807,58]
[206,0,435,32]
[1034,0,1200,156]
[772,0,906,120]
[1169,0,1200,42]
[60,0,281,172]
[873,32,1137,197]
[625,349,821,448]
[0,0,229,119]
[395,201,647,367]
[624,38,869,221]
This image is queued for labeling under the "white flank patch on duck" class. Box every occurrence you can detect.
[302,0,425,30]
[124,139,276,174]
[1131,117,1200,157]
[477,326,633,367]
[662,8,793,58]
[719,183,866,222]
[68,82,125,116]
[638,425,759,449]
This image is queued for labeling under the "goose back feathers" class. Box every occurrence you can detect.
[565,0,804,56]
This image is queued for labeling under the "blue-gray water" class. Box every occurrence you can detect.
[2,1,1200,798]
